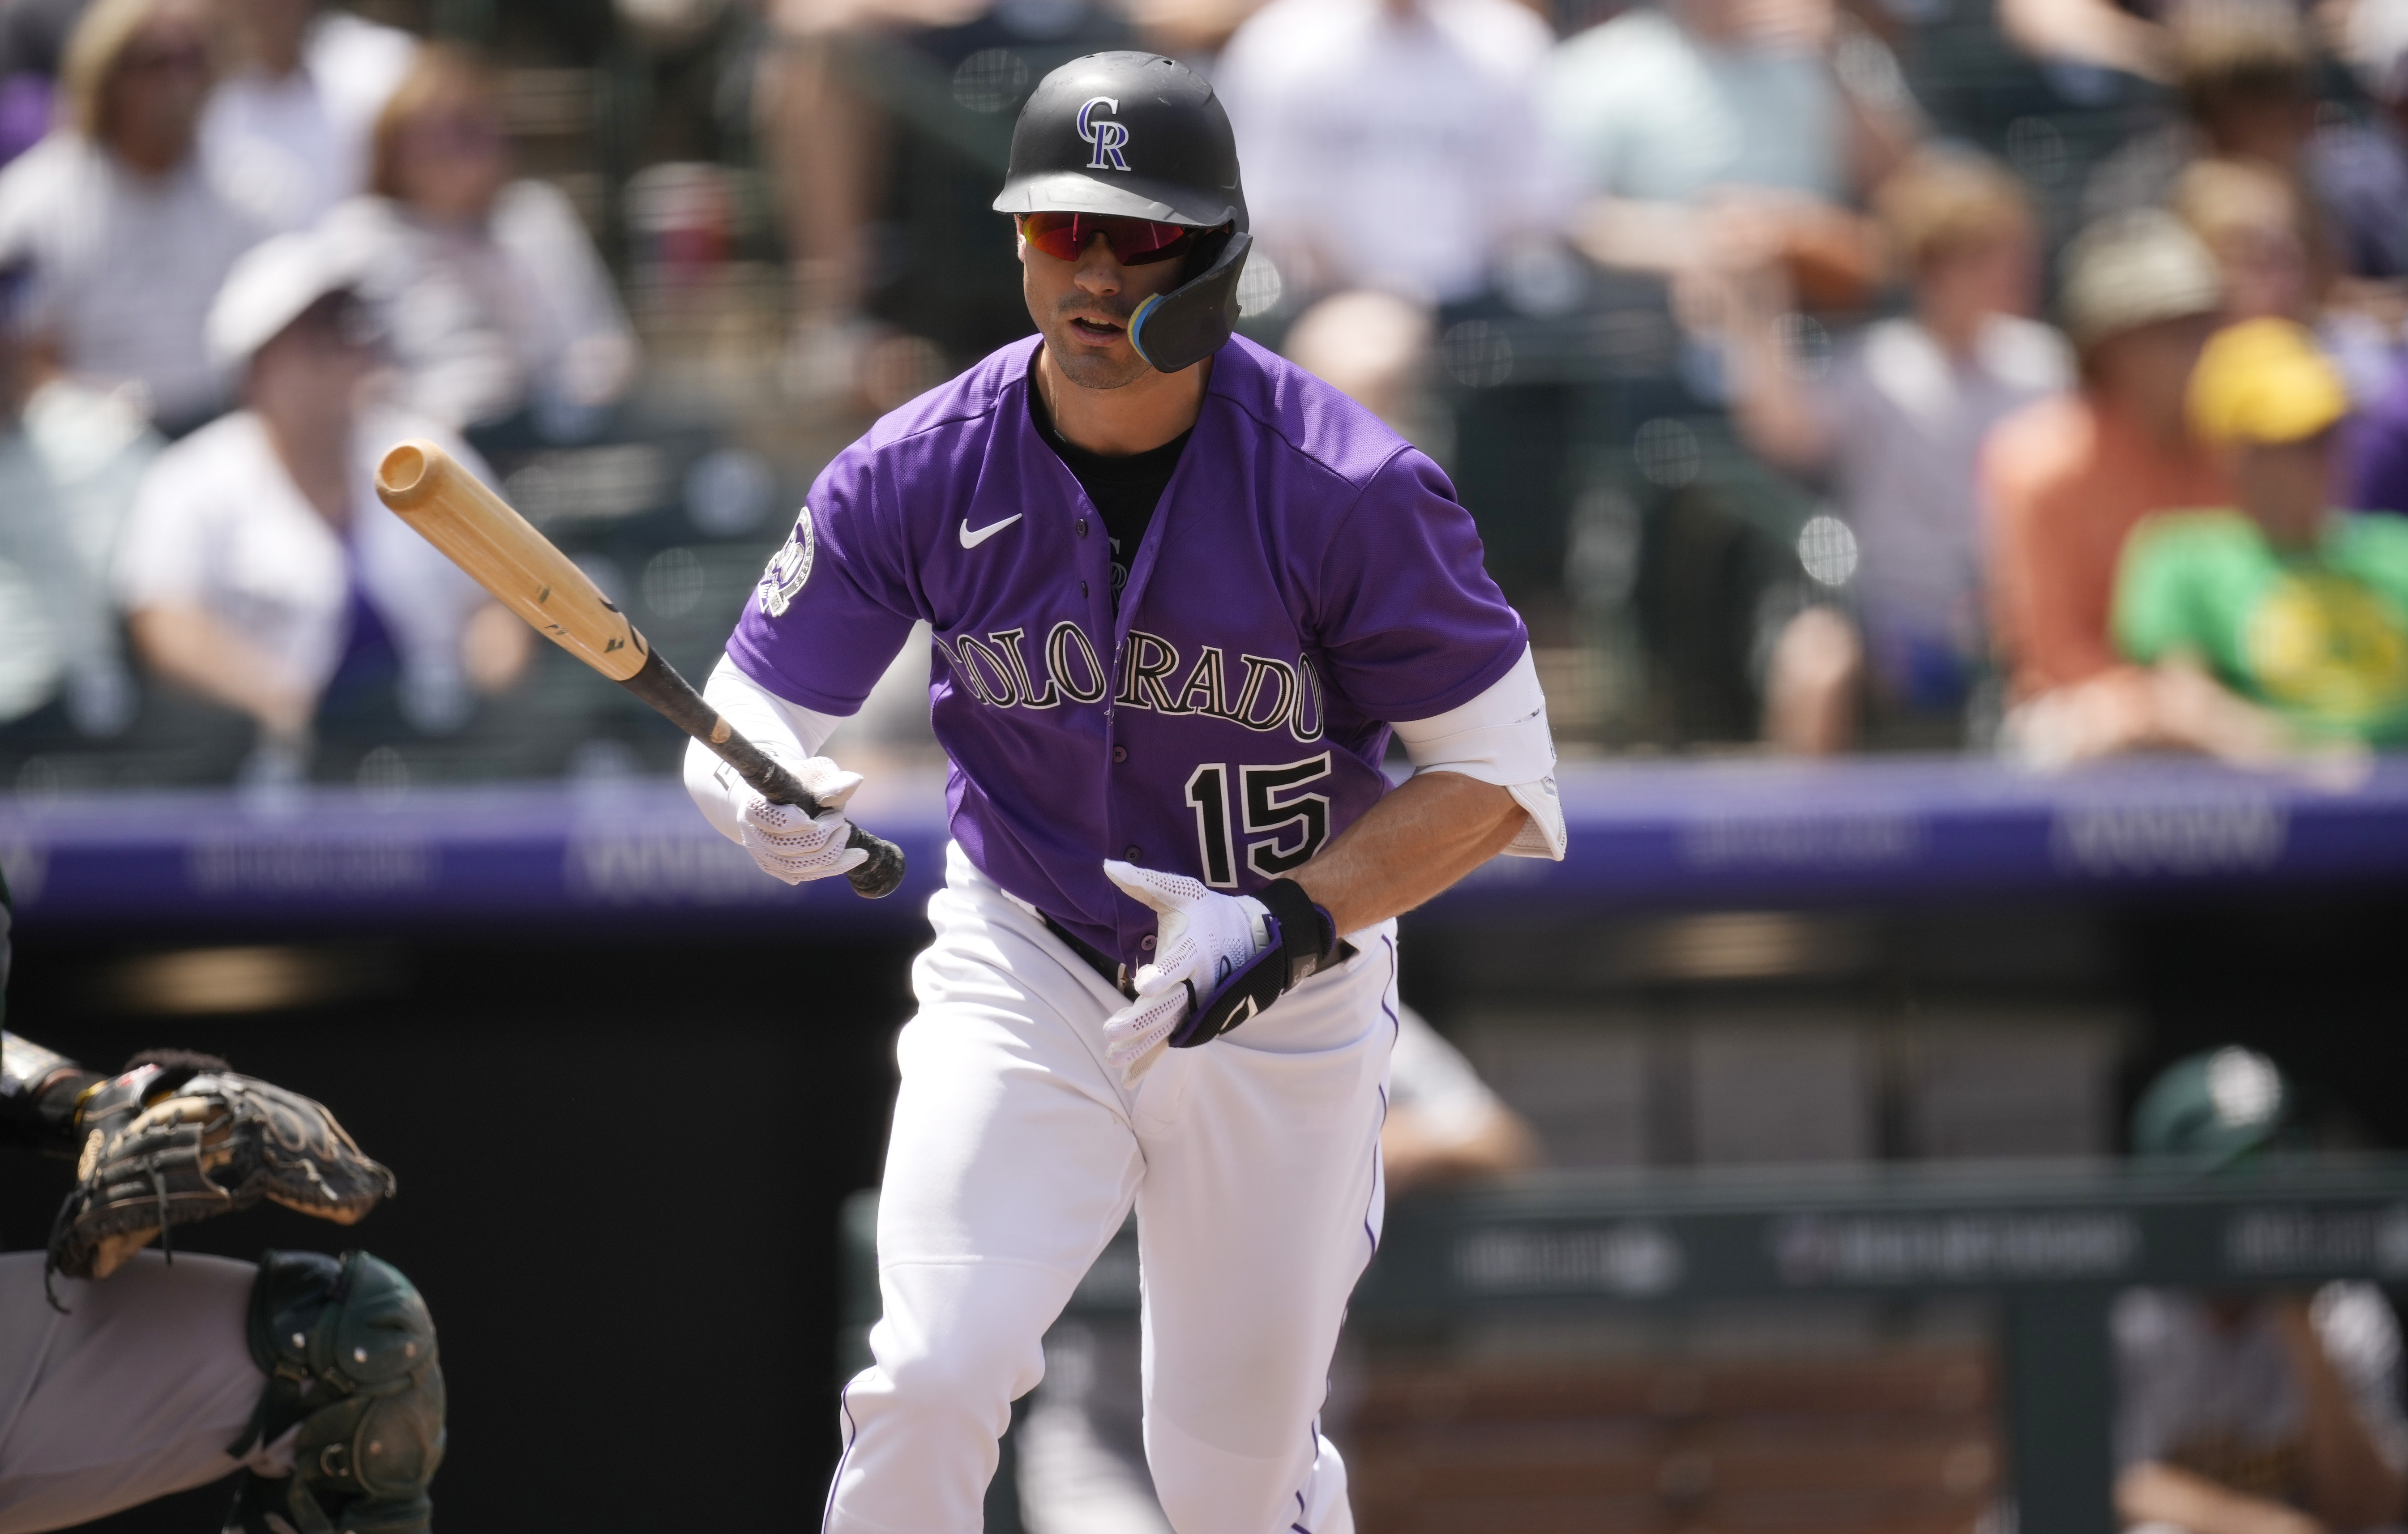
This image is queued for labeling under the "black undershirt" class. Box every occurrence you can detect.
[1028,376,1192,607]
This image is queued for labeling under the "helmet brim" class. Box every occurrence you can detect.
[992,169,1242,230]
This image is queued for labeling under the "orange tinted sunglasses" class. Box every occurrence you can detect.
[1018,211,1196,266]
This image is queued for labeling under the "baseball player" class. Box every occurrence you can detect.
[685,51,1564,1534]
[0,868,445,1534]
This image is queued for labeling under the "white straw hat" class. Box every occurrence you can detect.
[206,231,371,370]
[2058,210,2225,351]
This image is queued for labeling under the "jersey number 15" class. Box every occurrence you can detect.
[1183,753,1334,889]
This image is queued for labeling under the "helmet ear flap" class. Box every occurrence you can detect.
[1128,229,1251,375]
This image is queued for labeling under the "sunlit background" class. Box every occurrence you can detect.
[4,0,2408,1528]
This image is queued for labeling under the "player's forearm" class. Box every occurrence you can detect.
[1293,770,1525,937]
[2117,1461,2326,1534]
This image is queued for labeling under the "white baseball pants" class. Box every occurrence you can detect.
[825,842,1397,1534]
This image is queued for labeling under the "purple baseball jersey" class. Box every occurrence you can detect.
[729,333,1526,968]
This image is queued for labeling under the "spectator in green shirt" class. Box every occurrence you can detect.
[2111,317,2408,767]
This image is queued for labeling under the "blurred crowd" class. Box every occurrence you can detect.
[0,0,630,786]
[6,0,2408,782]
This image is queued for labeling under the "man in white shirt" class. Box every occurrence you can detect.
[114,230,530,782]
[1212,0,1570,449]
[1215,0,1565,310]
[201,0,416,232]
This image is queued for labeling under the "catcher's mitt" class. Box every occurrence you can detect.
[48,1061,396,1285]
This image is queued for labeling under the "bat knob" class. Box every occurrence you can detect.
[376,440,437,509]
[846,830,908,899]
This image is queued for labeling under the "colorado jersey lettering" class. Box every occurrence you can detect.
[727,334,1525,969]
[937,627,1326,742]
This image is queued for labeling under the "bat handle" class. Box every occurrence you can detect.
[621,649,908,900]
[742,751,910,900]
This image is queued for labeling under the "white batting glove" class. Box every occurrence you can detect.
[1099,861,1270,1066]
[727,757,868,885]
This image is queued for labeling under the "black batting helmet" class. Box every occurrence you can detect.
[994,51,1253,374]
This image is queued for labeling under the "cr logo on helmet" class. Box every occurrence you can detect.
[1077,97,1131,172]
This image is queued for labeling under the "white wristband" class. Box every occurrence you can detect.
[1390,645,1565,861]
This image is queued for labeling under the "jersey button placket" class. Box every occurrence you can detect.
[1087,504,1131,943]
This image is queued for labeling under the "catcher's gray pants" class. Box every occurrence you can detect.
[0,1251,288,1534]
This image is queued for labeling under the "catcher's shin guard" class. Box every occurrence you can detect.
[226,1250,445,1534]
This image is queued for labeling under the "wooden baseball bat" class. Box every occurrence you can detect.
[373,439,907,900]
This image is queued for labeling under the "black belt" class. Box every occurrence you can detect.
[1039,912,1356,1004]
[1043,914,1137,999]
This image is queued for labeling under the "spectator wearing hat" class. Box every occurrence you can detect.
[114,231,530,783]
[1984,210,2230,766]
[1723,148,2070,753]
[2116,1047,2408,1534]
[2105,318,2408,763]
[2066,4,2408,362]
[0,0,263,436]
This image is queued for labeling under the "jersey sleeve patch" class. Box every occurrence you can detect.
[757,507,816,617]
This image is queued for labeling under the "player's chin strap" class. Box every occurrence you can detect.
[226,1250,445,1534]
[1128,228,1253,376]
[1166,876,1340,1049]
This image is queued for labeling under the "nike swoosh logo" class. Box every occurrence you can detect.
[959,515,1022,549]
